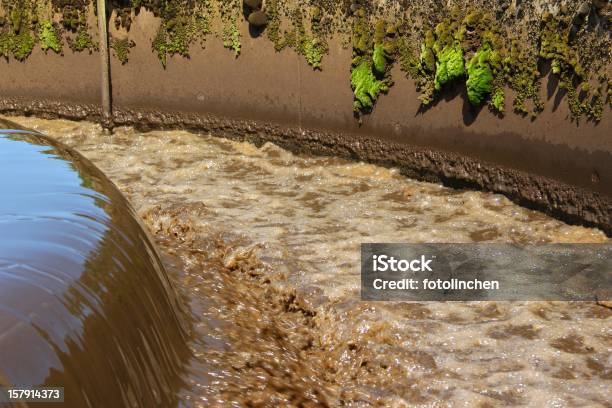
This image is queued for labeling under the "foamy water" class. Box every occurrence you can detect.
[5,116,610,407]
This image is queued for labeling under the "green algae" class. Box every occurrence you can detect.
[349,10,395,116]
[538,12,603,122]
[0,22,35,61]
[301,38,326,69]
[397,28,435,106]
[540,13,583,79]
[419,31,436,73]
[456,11,504,110]
[465,43,500,106]
[265,0,285,51]
[372,44,386,75]
[304,5,329,69]
[39,21,61,53]
[68,25,95,53]
[10,7,23,34]
[502,41,542,117]
[430,18,467,92]
[399,8,544,115]
[351,57,388,114]
[150,0,213,66]
[222,21,241,57]
[290,7,329,70]
[0,33,12,59]
[491,88,505,113]
[12,31,35,60]
[351,8,370,52]
[434,42,464,90]
[152,21,193,68]
[399,16,467,107]
[111,37,134,64]
[0,1,36,60]
[219,0,241,57]
[466,58,493,106]
[264,0,321,56]
[371,20,386,74]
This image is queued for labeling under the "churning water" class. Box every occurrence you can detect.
[3,116,610,407]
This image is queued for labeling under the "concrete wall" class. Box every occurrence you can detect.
[1,10,610,234]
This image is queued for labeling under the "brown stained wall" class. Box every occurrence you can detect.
[109,11,303,126]
[1,48,100,105]
[1,10,610,233]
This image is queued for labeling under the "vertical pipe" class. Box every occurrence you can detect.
[97,0,112,127]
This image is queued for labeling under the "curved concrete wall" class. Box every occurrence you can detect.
[1,10,610,234]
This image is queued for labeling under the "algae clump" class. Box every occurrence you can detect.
[150,1,213,67]
[39,21,61,54]
[292,8,329,70]
[302,38,326,69]
[434,42,464,90]
[491,88,505,113]
[407,19,466,106]
[466,61,493,105]
[419,34,435,73]
[371,20,389,76]
[111,37,135,64]
[220,0,242,57]
[538,12,602,122]
[265,0,285,51]
[372,44,386,76]
[153,19,195,67]
[222,22,241,57]
[69,26,96,53]
[351,58,389,114]
[466,44,500,106]
[502,40,542,117]
[12,32,36,61]
[350,11,394,116]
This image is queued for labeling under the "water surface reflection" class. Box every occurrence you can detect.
[0,129,189,407]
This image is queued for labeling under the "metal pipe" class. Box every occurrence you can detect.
[97,0,112,127]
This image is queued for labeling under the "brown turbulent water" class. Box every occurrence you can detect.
[4,116,610,407]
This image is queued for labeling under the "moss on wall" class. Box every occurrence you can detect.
[491,87,505,113]
[68,24,95,52]
[435,42,465,90]
[349,9,396,117]
[296,7,328,70]
[149,0,212,67]
[431,19,465,91]
[0,0,37,60]
[466,47,494,106]
[539,10,604,122]
[219,0,241,56]
[111,36,134,64]
[351,58,388,114]
[13,31,36,60]
[39,21,62,53]
[0,0,609,123]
